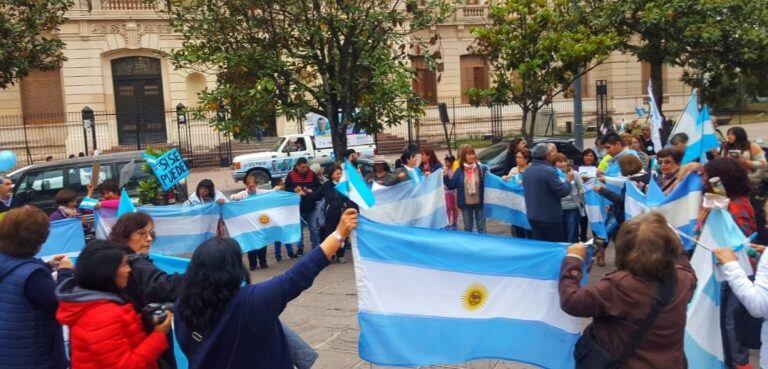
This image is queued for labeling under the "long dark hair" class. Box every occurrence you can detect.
[704,157,751,199]
[195,179,216,201]
[74,240,127,293]
[503,138,524,172]
[726,126,751,152]
[420,148,439,169]
[581,148,597,166]
[178,238,250,332]
[108,212,154,249]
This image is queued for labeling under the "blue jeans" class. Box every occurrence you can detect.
[289,209,320,252]
[460,204,486,233]
[274,241,294,260]
[562,208,581,243]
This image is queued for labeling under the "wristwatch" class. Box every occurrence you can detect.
[331,231,345,243]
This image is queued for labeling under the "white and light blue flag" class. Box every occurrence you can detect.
[221,191,301,251]
[484,173,530,230]
[584,189,608,238]
[95,203,220,255]
[78,197,99,211]
[668,90,699,146]
[624,173,703,250]
[336,159,376,209]
[648,80,664,152]
[361,169,446,228]
[351,217,580,368]
[39,218,87,260]
[685,208,752,369]
[682,105,720,164]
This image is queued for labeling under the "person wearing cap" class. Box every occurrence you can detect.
[365,157,397,186]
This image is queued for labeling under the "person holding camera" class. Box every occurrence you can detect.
[57,240,172,369]
[0,206,74,369]
[174,209,359,369]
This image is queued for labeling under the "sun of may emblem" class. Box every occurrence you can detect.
[461,283,488,311]
[258,214,270,225]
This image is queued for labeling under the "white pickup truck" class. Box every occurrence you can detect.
[231,132,376,184]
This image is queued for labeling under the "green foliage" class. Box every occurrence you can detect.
[162,0,453,158]
[470,0,619,142]
[0,0,72,88]
[136,147,169,205]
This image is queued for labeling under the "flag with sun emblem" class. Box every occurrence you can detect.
[221,191,301,251]
[351,217,580,368]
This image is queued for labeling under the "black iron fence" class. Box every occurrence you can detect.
[0,108,233,171]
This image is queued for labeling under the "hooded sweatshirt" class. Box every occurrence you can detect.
[56,278,168,369]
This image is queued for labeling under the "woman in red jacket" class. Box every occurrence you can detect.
[56,240,172,369]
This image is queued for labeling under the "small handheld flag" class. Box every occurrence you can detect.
[335,160,375,209]
[117,188,136,217]
[78,197,99,210]
[407,167,424,184]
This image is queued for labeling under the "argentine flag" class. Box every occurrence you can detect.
[682,105,720,164]
[668,90,699,146]
[221,191,301,251]
[352,217,580,368]
[584,189,608,238]
[336,159,375,209]
[685,208,752,369]
[648,80,664,152]
[624,173,703,250]
[361,169,446,228]
[39,218,87,260]
[484,173,530,230]
[78,196,99,210]
[95,203,221,255]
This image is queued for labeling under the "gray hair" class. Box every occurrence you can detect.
[532,143,550,160]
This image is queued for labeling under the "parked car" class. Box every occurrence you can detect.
[477,137,583,176]
[308,157,385,180]
[9,151,188,214]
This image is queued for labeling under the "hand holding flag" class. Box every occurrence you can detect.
[335,160,375,209]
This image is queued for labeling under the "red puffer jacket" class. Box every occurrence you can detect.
[57,296,168,369]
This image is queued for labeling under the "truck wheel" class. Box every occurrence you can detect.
[245,168,271,186]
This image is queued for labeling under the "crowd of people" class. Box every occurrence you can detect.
[1,118,768,369]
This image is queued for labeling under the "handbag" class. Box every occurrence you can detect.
[574,274,676,369]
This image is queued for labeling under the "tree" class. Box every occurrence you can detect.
[0,0,71,88]
[163,0,452,159]
[469,0,619,144]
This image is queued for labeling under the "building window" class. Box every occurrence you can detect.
[411,56,438,105]
[186,73,207,107]
[460,55,489,104]
[20,69,65,124]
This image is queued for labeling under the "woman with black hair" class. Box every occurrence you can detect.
[185,179,227,205]
[57,240,172,369]
[393,148,421,184]
[174,209,359,369]
[501,137,527,174]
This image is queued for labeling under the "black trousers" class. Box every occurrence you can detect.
[247,248,267,269]
[529,219,566,242]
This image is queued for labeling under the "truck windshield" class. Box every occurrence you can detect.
[270,137,286,152]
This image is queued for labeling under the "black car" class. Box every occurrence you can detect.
[9,151,188,214]
[477,137,583,176]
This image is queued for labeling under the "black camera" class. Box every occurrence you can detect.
[141,303,174,327]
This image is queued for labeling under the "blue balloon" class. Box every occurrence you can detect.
[0,150,17,172]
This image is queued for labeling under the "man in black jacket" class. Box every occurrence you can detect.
[0,177,13,213]
[522,144,572,242]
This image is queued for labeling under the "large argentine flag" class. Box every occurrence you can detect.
[95,203,221,255]
[39,219,87,259]
[584,189,608,238]
[624,173,703,250]
[685,209,752,369]
[361,169,447,228]
[668,90,699,146]
[484,173,530,230]
[221,191,301,251]
[682,105,720,164]
[352,217,579,368]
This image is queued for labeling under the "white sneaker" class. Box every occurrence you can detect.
[338,257,347,264]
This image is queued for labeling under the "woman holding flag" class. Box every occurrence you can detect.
[444,145,488,233]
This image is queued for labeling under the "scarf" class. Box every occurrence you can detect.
[58,206,79,218]
[463,163,478,195]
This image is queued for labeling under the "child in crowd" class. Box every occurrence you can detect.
[443,155,459,230]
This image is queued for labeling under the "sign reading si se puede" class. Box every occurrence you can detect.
[147,148,189,191]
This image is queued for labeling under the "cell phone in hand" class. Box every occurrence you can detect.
[729,150,741,159]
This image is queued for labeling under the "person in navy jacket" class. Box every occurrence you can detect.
[522,143,572,242]
[174,209,359,369]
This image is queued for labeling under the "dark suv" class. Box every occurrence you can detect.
[476,137,583,176]
[9,151,188,214]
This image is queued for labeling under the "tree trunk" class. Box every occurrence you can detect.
[520,108,534,145]
[328,101,348,162]
[650,60,666,122]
